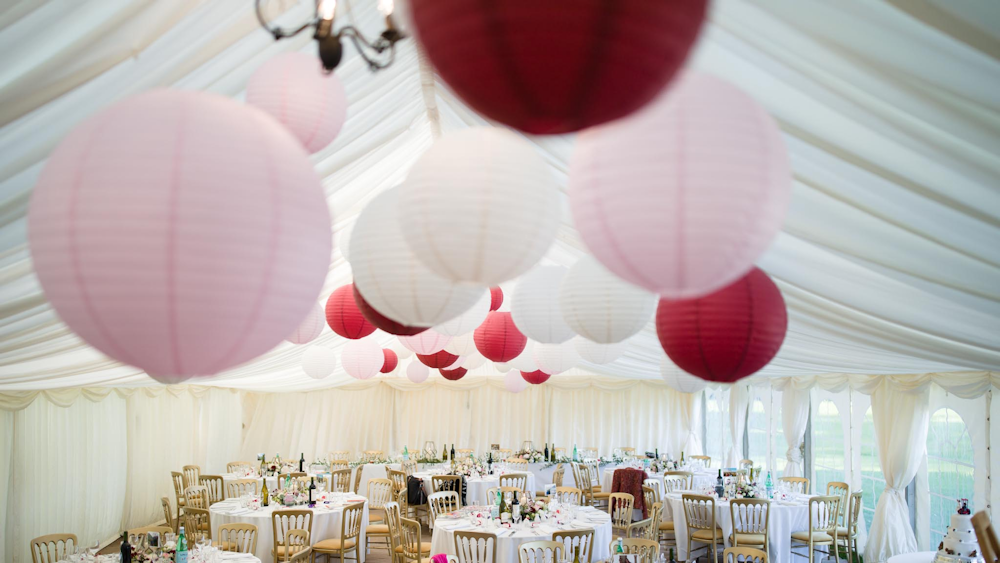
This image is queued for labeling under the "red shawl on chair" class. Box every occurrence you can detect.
[611,467,649,518]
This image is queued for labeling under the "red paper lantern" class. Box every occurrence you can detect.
[489,287,504,311]
[440,366,468,381]
[655,267,788,382]
[520,370,551,385]
[410,0,708,135]
[326,284,376,339]
[381,349,399,373]
[353,284,428,336]
[417,350,460,369]
[474,312,527,362]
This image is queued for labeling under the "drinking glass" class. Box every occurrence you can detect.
[87,539,100,560]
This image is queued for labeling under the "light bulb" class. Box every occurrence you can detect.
[318,0,336,20]
[377,0,394,16]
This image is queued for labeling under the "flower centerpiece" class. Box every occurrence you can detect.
[451,455,488,477]
[734,479,759,499]
[520,498,548,521]
[130,544,176,563]
[515,449,545,463]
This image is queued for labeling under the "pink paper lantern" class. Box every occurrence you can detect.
[399,329,452,355]
[28,90,331,381]
[569,72,791,299]
[504,370,527,393]
[381,349,399,373]
[342,338,385,380]
[406,360,430,384]
[440,366,467,381]
[246,52,348,153]
[520,369,551,385]
[286,302,325,344]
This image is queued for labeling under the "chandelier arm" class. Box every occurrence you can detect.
[255,0,316,39]
[340,27,397,70]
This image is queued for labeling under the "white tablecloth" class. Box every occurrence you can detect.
[354,463,401,496]
[430,506,613,562]
[413,470,538,506]
[888,552,935,563]
[209,496,369,563]
[221,473,327,498]
[663,494,810,563]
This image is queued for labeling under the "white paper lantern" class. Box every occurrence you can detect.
[399,330,451,355]
[508,340,538,372]
[533,341,580,375]
[436,290,491,336]
[399,127,559,285]
[444,333,477,357]
[351,187,485,327]
[559,255,657,344]
[406,361,430,384]
[445,355,467,369]
[462,354,487,370]
[390,339,414,359]
[511,266,575,344]
[574,338,627,365]
[660,358,707,394]
[494,362,511,373]
[301,345,338,379]
[286,302,325,344]
[338,221,354,263]
[504,370,528,393]
[342,338,384,380]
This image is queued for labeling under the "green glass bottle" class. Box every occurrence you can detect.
[262,478,269,507]
[615,537,624,554]
[573,545,581,563]
[175,526,188,563]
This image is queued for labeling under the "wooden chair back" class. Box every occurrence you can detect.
[182,465,201,488]
[663,471,694,490]
[499,472,529,493]
[283,529,311,563]
[430,490,462,521]
[183,507,212,542]
[613,539,659,563]
[779,476,809,494]
[184,485,209,509]
[227,478,261,499]
[724,546,768,562]
[609,493,635,530]
[972,511,1000,563]
[553,529,594,563]
[271,509,314,561]
[30,534,77,563]
[368,477,395,510]
[454,530,497,563]
[826,481,850,524]
[553,464,565,487]
[388,468,408,493]
[553,487,583,505]
[689,455,711,468]
[330,468,353,493]
[199,474,226,504]
[161,496,175,532]
[218,523,258,553]
[682,494,718,536]
[433,474,463,495]
[518,541,564,563]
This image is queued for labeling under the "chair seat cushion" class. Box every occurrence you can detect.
[366,524,390,534]
[592,492,612,499]
[658,522,674,531]
[791,531,834,543]
[395,545,432,554]
[730,532,766,545]
[369,512,384,522]
[690,528,725,542]
[314,538,357,551]
[836,526,851,537]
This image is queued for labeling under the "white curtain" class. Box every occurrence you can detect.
[781,386,810,478]
[727,383,750,467]
[864,381,931,563]
[678,391,704,457]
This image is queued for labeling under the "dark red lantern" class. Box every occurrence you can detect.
[380,349,399,373]
[489,287,504,311]
[410,0,708,135]
[353,284,428,336]
[418,350,460,369]
[474,311,527,362]
[325,284,376,339]
[520,370,551,385]
[440,366,468,381]
[655,267,787,382]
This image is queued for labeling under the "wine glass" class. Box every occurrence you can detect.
[87,539,100,560]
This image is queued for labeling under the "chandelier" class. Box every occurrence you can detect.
[255,0,405,72]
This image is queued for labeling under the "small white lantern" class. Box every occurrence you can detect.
[511,266,576,344]
[559,255,656,344]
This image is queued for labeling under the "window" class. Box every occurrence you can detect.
[704,387,730,468]
[926,408,975,549]
[860,406,884,530]
[812,400,845,491]
[747,398,768,466]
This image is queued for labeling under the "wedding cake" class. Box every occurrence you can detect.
[935,499,984,563]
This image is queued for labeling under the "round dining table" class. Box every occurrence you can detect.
[430,505,613,562]
[221,472,329,498]
[209,494,369,563]
[413,469,538,506]
[887,553,935,563]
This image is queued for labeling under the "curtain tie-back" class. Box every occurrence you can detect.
[786,447,803,463]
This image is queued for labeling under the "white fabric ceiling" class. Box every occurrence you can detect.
[0,0,998,391]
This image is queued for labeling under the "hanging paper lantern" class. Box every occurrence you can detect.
[445,355,466,369]
[352,187,485,326]
[508,340,538,373]
[353,284,428,336]
[656,267,788,382]
[245,52,348,153]
[302,346,338,380]
[399,329,452,355]
[342,338,385,380]
[417,350,460,369]
[574,338,627,365]
[504,370,527,393]
[569,72,792,299]
[338,220,355,263]
[399,128,559,285]
[511,266,575,344]
[462,354,487,370]
[490,287,504,311]
[390,339,414,359]
[436,290,491,337]
[406,360,430,383]
[559,256,656,343]
[474,312,527,362]
[287,302,325,344]
[381,349,399,373]
[326,284,376,340]
[440,366,467,381]
[660,358,707,394]
[27,90,331,381]
[444,333,477,357]
[410,0,707,135]
[494,362,511,374]
[520,370,551,385]
[533,341,580,375]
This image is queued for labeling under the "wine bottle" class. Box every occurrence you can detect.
[715,469,724,498]
[544,443,550,462]
[259,453,266,476]
[491,489,500,520]
[680,451,685,465]
[299,452,305,473]
[309,476,316,504]
[499,489,509,521]
[262,478,269,507]
[175,526,188,563]
[488,451,493,475]
[573,545,581,563]
[442,442,448,461]
[512,492,521,523]
[120,532,132,563]
[451,444,456,460]
[669,547,675,563]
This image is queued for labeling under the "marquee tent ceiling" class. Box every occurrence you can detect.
[0,0,998,391]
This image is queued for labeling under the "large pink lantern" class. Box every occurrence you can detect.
[286,302,325,345]
[246,52,348,153]
[569,72,791,299]
[28,90,331,382]
[504,370,527,393]
[399,330,452,355]
[406,360,430,384]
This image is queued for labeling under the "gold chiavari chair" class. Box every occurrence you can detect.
[330,468,353,493]
[171,471,187,524]
[553,464,565,487]
[364,450,384,461]
[554,447,566,459]
[835,491,863,562]
[499,472,529,494]
[368,479,395,555]
[126,526,173,550]
[826,482,850,526]
[779,477,810,495]
[739,459,754,469]
[973,511,1000,563]
[161,496,176,533]
[353,465,364,494]
[790,496,840,561]
[683,494,724,563]
[227,461,255,474]
[184,507,212,543]
[454,530,497,563]
[506,457,529,465]
[457,448,475,457]
[385,501,403,563]
[402,460,418,476]
[609,493,635,536]
[227,479,261,499]
[314,501,364,563]
[396,516,429,563]
[730,498,770,553]
[430,491,462,525]
[553,487,583,505]
[182,465,201,488]
[218,523,258,553]
[387,469,408,494]
[585,463,603,492]
[199,474,226,505]
[620,447,636,456]
[272,509,314,563]
[553,529,594,563]
[30,534,77,563]
[663,471,694,490]
[432,475,463,497]
[330,460,350,473]
[185,485,209,509]
[642,485,658,512]
[330,451,350,462]
[278,472,308,483]
[689,455,711,468]
[611,539,659,563]
[497,449,512,459]
[486,487,523,505]
[629,502,662,541]
[724,546,768,563]
[519,541,564,563]
[284,529,312,563]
